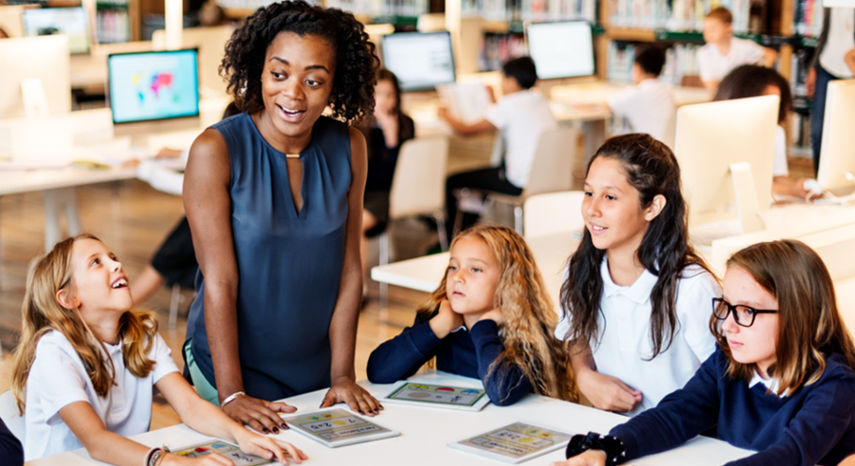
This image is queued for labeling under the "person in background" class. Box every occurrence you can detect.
[697,6,777,92]
[805,7,855,172]
[356,68,415,278]
[438,56,557,240]
[556,240,855,466]
[713,65,817,201]
[557,133,718,415]
[367,225,576,406]
[606,44,675,146]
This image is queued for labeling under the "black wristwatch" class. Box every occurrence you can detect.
[565,431,626,466]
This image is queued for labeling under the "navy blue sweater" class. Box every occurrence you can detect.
[609,346,855,465]
[0,418,22,466]
[366,310,533,405]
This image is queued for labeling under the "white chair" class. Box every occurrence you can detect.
[377,136,450,303]
[0,391,24,446]
[522,191,586,239]
[463,126,581,235]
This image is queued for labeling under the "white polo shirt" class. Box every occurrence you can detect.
[555,259,719,415]
[697,37,767,83]
[819,7,855,78]
[607,79,676,145]
[24,329,179,460]
[486,90,558,188]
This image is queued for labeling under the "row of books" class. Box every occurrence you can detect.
[608,0,751,32]
[96,8,130,43]
[324,0,429,17]
[605,41,701,84]
[478,32,526,71]
[793,0,824,38]
[461,0,597,22]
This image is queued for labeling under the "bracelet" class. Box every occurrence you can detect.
[145,447,162,466]
[565,431,626,466]
[221,390,246,407]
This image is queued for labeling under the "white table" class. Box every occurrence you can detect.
[371,232,581,307]
[30,371,752,465]
[0,97,228,250]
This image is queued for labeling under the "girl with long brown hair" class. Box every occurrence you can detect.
[11,234,306,464]
[367,225,576,405]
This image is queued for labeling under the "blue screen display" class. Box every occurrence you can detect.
[108,49,199,124]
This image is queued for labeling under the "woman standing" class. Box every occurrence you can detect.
[183,0,381,435]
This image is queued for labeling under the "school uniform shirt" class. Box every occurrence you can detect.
[485,90,558,188]
[773,125,788,177]
[366,309,533,406]
[819,7,855,78]
[607,79,676,145]
[697,37,767,83]
[24,330,179,460]
[554,260,718,415]
[609,347,855,465]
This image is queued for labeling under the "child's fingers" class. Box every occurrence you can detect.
[275,440,308,463]
[199,452,236,465]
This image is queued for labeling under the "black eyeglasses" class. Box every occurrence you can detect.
[712,297,777,328]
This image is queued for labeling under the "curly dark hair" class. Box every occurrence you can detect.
[220,0,379,123]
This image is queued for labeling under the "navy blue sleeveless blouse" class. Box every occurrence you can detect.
[186,113,351,400]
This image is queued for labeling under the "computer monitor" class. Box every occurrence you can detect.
[0,35,71,119]
[673,95,779,235]
[816,79,855,194]
[381,31,456,92]
[526,21,595,79]
[22,7,90,55]
[107,49,200,126]
[152,25,235,97]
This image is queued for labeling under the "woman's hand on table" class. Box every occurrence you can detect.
[320,377,383,416]
[222,393,297,434]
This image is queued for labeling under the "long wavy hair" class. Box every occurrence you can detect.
[418,225,577,402]
[11,234,158,413]
[560,133,710,359]
[220,0,379,124]
[713,240,855,394]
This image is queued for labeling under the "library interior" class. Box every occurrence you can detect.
[1,0,855,464]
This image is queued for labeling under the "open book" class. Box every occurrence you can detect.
[436,82,492,124]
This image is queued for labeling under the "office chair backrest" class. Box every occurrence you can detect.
[389,136,449,219]
[523,190,585,239]
[522,126,579,197]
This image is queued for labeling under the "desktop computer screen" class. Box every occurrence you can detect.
[22,7,90,55]
[816,79,855,195]
[108,49,200,125]
[526,21,595,79]
[382,31,456,91]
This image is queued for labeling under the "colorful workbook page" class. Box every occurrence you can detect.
[448,422,572,463]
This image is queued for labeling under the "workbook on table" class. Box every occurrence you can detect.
[283,408,399,448]
[448,422,571,463]
[172,440,273,465]
[384,381,490,411]
[436,81,491,124]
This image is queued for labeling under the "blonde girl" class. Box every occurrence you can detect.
[557,240,855,466]
[367,225,576,405]
[11,234,307,464]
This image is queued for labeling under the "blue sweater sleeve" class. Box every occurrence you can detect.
[724,367,855,466]
[469,320,534,406]
[366,313,442,383]
[0,419,22,466]
[609,349,723,459]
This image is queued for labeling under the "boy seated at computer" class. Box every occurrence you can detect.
[698,6,777,92]
[606,45,675,146]
[437,56,557,239]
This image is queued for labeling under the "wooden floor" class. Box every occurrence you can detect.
[0,179,434,429]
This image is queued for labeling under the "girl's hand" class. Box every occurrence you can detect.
[161,452,235,465]
[429,300,464,338]
[233,427,308,465]
[320,377,383,416]
[478,307,504,325]
[222,394,296,435]
[550,450,607,466]
[576,369,642,413]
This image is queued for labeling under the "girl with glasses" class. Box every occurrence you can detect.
[555,240,855,466]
